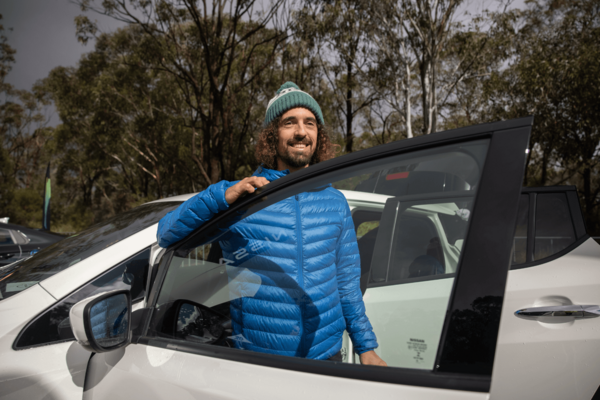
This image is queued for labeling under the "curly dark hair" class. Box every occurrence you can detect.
[255,115,336,170]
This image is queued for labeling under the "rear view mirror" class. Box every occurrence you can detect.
[70,289,132,353]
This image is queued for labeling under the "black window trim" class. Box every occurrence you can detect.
[137,116,533,393]
[13,245,153,351]
[511,186,589,270]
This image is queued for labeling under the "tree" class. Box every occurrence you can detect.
[74,0,290,183]
[0,14,54,227]
[482,0,600,232]
[295,0,378,153]
[366,0,512,136]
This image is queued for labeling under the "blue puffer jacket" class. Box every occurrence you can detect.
[157,167,378,360]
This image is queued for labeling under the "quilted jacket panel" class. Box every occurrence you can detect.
[157,167,378,359]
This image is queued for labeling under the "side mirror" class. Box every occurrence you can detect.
[70,289,132,353]
[163,300,231,345]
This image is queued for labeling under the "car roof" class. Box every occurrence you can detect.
[147,193,197,203]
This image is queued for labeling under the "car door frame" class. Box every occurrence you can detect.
[132,117,533,394]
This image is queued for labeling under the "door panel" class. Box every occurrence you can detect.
[84,344,488,400]
[85,118,533,398]
[362,277,454,370]
[0,285,88,400]
[0,341,90,400]
[491,238,600,400]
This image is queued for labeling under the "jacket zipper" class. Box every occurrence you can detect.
[295,194,306,356]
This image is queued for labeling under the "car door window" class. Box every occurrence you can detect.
[534,193,576,260]
[14,248,151,349]
[512,194,529,265]
[148,139,489,370]
[511,189,586,267]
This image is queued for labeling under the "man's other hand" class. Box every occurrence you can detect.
[225,176,270,204]
[359,351,387,367]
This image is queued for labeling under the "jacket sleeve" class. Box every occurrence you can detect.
[157,180,237,248]
[335,203,378,354]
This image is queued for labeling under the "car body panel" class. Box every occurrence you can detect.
[83,119,532,399]
[2,118,543,399]
[0,223,167,400]
[83,344,489,400]
[362,277,455,370]
[0,284,55,342]
[0,284,88,400]
[490,237,600,400]
[150,194,195,203]
[0,340,89,400]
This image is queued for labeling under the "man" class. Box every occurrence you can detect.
[158,82,386,366]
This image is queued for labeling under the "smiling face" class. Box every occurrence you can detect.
[276,107,319,172]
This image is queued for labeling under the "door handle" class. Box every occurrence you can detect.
[515,305,600,319]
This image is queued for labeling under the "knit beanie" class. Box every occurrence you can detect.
[264,82,324,127]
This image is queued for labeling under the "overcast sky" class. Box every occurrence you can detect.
[1,0,126,91]
[1,0,527,123]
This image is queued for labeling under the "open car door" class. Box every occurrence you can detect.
[79,118,532,400]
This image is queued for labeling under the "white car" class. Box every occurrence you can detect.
[2,116,600,400]
[0,200,185,399]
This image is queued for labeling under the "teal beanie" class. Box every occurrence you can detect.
[264,82,324,127]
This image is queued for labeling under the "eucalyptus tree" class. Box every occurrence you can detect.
[0,15,54,227]
[481,0,600,232]
[44,18,292,227]
[366,0,512,136]
[294,0,378,153]
[74,0,289,183]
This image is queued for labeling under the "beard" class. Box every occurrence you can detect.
[277,137,316,169]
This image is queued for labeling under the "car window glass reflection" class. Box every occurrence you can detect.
[151,139,489,370]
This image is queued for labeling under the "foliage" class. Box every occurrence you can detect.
[294,0,378,153]
[0,15,54,229]
[481,0,600,232]
[2,0,600,236]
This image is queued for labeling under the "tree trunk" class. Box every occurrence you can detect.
[430,55,437,134]
[404,64,413,139]
[421,58,433,135]
[345,61,353,153]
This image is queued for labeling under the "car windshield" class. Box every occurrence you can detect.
[0,201,180,301]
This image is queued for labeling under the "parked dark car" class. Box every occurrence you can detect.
[0,223,65,267]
